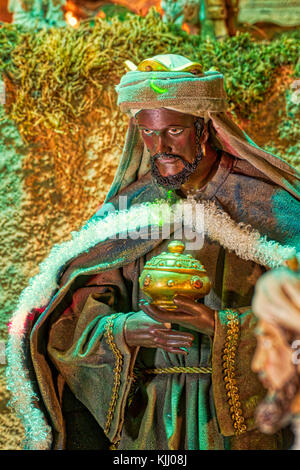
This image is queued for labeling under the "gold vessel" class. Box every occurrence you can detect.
[139,240,211,310]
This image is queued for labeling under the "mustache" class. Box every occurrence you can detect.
[151,153,199,172]
[149,148,204,190]
[152,152,184,162]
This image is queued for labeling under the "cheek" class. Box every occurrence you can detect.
[171,130,196,153]
[267,348,295,389]
[142,135,154,150]
[176,131,197,160]
[178,129,196,146]
[189,129,197,146]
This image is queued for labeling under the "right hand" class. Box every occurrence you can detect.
[124,310,194,355]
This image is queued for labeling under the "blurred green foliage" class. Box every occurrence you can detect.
[100,4,133,21]
[265,87,300,165]
[0,103,27,336]
[0,8,299,138]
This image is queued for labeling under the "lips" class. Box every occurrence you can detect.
[156,156,180,163]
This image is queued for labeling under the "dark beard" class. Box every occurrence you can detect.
[255,373,300,434]
[150,148,204,190]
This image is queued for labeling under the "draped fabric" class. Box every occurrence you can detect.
[29,154,299,449]
[6,54,300,450]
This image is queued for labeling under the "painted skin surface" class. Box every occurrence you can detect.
[252,319,295,391]
[135,108,219,195]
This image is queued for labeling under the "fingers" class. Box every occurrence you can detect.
[173,295,197,311]
[151,326,194,355]
[139,301,209,334]
[130,307,169,327]
[164,347,189,355]
[126,323,194,354]
[153,328,194,344]
[140,300,193,322]
[140,302,174,323]
[173,295,207,316]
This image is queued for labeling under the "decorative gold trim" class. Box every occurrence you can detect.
[222,310,247,435]
[137,366,212,375]
[104,313,123,436]
[136,57,203,74]
[109,440,120,451]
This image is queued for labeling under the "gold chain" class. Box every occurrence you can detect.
[104,313,123,436]
[109,440,120,450]
[222,309,247,435]
[137,366,212,375]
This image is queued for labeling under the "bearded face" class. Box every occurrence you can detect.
[149,145,203,190]
[136,108,205,191]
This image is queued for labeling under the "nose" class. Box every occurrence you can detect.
[251,346,264,374]
[155,133,171,154]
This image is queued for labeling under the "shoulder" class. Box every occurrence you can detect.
[95,172,164,217]
[217,157,300,246]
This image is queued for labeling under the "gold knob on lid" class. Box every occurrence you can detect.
[167,240,185,254]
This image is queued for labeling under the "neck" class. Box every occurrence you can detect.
[178,142,220,198]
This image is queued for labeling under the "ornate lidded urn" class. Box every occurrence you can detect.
[139,240,211,310]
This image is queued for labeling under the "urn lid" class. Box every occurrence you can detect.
[143,240,205,274]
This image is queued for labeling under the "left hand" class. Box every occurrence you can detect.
[139,295,215,337]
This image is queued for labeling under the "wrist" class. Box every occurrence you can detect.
[124,315,134,348]
[123,310,142,348]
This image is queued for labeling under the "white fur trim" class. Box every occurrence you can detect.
[6,198,297,449]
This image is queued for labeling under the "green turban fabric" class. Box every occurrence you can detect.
[105,54,300,202]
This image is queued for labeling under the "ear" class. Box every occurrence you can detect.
[200,122,209,145]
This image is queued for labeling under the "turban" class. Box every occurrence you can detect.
[104,54,300,202]
[252,267,300,334]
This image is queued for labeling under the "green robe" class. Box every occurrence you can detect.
[31,152,299,450]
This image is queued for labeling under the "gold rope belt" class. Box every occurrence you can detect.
[134,366,212,375]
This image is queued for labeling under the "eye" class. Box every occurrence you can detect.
[168,128,183,136]
[142,129,154,136]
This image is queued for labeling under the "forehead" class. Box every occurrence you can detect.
[136,108,195,128]
[256,319,288,342]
